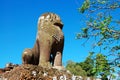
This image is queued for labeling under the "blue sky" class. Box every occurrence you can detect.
[0,0,92,68]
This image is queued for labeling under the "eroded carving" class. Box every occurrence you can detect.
[22,12,64,68]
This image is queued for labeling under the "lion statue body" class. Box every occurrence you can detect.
[22,13,64,68]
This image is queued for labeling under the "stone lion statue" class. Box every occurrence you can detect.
[22,12,64,69]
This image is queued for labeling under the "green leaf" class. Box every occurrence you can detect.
[82,28,88,33]
[113,34,119,40]
[76,33,81,39]
[117,64,120,67]
[79,0,90,13]
[97,41,102,46]
[97,0,107,4]
[89,17,94,22]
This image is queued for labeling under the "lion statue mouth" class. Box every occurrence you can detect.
[54,22,63,29]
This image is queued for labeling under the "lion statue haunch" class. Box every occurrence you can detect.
[22,12,64,69]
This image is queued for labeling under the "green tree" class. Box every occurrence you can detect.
[66,60,87,77]
[79,53,111,79]
[66,53,111,79]
[78,52,95,77]
[77,0,120,75]
[93,53,110,79]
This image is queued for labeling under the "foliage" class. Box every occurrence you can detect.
[66,60,87,77]
[77,0,120,75]
[79,0,90,13]
[66,53,111,79]
[78,52,95,77]
[93,53,111,79]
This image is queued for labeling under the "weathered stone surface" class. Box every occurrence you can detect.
[0,64,71,80]
[0,63,18,74]
[22,12,64,69]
